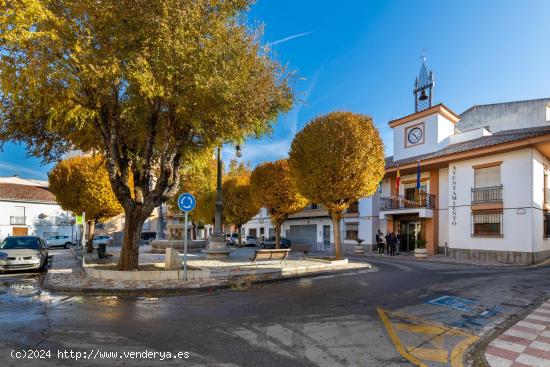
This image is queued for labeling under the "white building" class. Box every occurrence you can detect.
[0,176,75,241]
[243,61,550,265]
[241,208,275,240]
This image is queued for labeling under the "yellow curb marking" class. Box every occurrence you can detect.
[378,307,479,367]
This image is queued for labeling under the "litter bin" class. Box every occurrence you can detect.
[98,243,107,259]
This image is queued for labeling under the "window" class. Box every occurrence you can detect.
[269,228,275,238]
[544,213,550,238]
[345,222,359,240]
[474,165,500,188]
[260,227,264,235]
[249,228,257,237]
[471,211,503,237]
[348,201,359,214]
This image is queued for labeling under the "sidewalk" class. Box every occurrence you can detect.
[357,251,521,267]
[485,300,550,367]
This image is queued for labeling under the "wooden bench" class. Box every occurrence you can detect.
[249,249,291,264]
[290,244,310,256]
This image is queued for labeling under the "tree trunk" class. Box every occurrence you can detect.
[275,223,281,249]
[331,211,344,260]
[117,209,147,271]
[86,220,96,253]
[237,224,242,247]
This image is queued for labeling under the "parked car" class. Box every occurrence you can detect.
[45,235,73,249]
[0,236,49,272]
[260,236,291,249]
[141,232,156,245]
[92,235,114,248]
[242,235,257,247]
[226,233,239,246]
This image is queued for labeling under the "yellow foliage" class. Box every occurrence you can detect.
[289,112,385,259]
[48,155,125,221]
[289,112,385,214]
[250,159,308,227]
[223,169,259,228]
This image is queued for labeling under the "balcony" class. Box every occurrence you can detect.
[344,201,359,217]
[471,185,503,204]
[10,216,26,225]
[380,193,436,211]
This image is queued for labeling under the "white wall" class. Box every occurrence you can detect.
[0,200,74,240]
[438,167,449,249]
[448,149,533,252]
[241,208,274,237]
[393,113,454,161]
[531,150,550,253]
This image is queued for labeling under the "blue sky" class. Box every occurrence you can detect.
[2,0,550,179]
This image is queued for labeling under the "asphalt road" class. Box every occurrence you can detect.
[1,253,550,366]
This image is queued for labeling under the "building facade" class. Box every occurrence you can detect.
[241,63,550,264]
[0,176,75,241]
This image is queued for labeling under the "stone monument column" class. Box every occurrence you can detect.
[204,146,232,259]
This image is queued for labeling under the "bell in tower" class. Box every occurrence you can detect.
[414,50,435,112]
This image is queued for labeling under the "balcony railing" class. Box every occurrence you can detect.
[471,185,503,204]
[380,193,436,211]
[10,216,26,225]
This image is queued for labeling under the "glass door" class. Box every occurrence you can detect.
[399,222,420,253]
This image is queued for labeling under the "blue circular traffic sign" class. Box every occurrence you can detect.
[178,193,196,212]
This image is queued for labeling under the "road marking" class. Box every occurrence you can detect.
[378,307,479,367]
[377,308,427,367]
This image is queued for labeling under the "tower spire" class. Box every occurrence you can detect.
[414,50,434,112]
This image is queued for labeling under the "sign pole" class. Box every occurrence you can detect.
[184,211,188,280]
[177,193,196,281]
[81,211,86,267]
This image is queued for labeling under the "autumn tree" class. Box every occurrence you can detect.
[0,0,293,270]
[289,112,385,259]
[48,155,124,253]
[170,152,219,227]
[250,160,307,248]
[222,167,258,246]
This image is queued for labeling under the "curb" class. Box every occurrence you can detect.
[350,253,542,269]
[42,263,376,297]
[467,296,547,367]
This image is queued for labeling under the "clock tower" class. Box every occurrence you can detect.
[414,50,434,113]
[389,55,459,161]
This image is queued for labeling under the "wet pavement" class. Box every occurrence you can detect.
[1,250,550,366]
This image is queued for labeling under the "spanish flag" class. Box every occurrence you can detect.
[395,166,400,192]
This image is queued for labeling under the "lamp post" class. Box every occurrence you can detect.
[204,145,241,259]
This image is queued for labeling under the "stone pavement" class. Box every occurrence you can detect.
[358,251,521,267]
[485,299,550,367]
[44,247,373,294]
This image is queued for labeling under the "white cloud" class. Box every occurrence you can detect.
[0,162,49,180]
[266,31,313,47]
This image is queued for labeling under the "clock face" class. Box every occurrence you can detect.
[408,127,423,145]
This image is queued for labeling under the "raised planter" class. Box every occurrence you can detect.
[150,239,207,254]
[414,248,428,259]
[305,257,349,266]
[352,239,365,255]
[85,263,203,281]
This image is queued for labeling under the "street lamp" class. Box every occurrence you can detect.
[236,144,242,158]
[204,144,242,259]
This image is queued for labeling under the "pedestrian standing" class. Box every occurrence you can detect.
[396,232,401,255]
[389,232,397,256]
[385,230,391,254]
[376,230,385,254]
